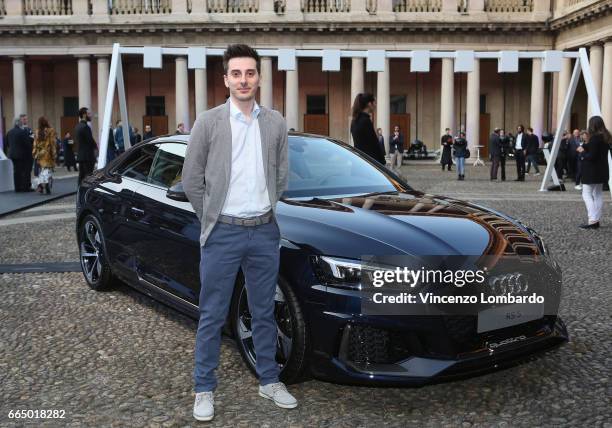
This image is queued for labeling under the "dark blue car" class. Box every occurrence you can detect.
[76,133,567,386]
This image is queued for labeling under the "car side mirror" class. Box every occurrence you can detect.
[166,181,189,202]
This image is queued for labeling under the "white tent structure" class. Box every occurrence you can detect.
[98,43,611,196]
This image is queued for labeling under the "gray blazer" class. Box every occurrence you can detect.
[182,99,289,247]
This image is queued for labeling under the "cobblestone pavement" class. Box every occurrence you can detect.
[1,164,611,427]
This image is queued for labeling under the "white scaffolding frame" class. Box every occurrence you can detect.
[99,44,610,197]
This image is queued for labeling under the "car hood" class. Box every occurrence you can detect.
[277,191,540,259]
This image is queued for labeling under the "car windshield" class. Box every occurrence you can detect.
[286,136,408,198]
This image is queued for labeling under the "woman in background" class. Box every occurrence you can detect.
[350,93,386,165]
[576,116,610,229]
[32,116,57,195]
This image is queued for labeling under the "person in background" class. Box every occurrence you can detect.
[440,128,453,171]
[176,123,186,135]
[499,129,510,181]
[74,107,97,185]
[576,116,610,229]
[134,127,142,144]
[62,131,77,172]
[555,130,570,180]
[114,120,134,154]
[389,125,404,173]
[453,131,468,181]
[525,127,540,176]
[6,114,35,192]
[376,128,386,162]
[514,125,526,181]
[489,127,502,181]
[106,125,117,164]
[574,130,588,190]
[350,93,385,165]
[143,124,154,140]
[567,129,581,180]
[32,116,57,195]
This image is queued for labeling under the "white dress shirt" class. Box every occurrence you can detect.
[515,133,523,150]
[220,99,271,218]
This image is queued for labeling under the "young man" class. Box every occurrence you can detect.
[182,44,294,422]
[73,107,97,184]
[514,124,527,181]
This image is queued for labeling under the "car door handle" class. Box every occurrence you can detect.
[131,207,145,216]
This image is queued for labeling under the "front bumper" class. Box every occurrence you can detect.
[307,305,568,386]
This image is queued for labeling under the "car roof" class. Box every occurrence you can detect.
[148,131,332,145]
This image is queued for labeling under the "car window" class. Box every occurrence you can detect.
[286,136,405,198]
[148,142,186,188]
[115,143,158,182]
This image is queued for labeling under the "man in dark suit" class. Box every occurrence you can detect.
[525,127,540,175]
[6,114,35,192]
[74,107,97,184]
[489,128,501,181]
[143,124,154,140]
[513,125,527,181]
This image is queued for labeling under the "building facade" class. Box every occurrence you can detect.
[0,0,611,155]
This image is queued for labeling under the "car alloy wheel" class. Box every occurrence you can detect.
[78,214,113,290]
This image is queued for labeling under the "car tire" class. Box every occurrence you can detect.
[230,273,309,384]
[78,214,114,291]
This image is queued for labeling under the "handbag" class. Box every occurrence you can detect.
[464,148,471,159]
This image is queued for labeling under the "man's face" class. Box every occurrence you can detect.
[446,129,451,135]
[178,124,185,132]
[224,57,260,103]
[394,126,399,133]
[500,130,505,136]
[517,126,523,133]
[145,126,151,133]
[573,130,580,138]
[20,116,28,127]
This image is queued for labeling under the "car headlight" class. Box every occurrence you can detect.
[311,256,364,289]
[311,256,401,290]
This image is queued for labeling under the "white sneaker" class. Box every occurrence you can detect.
[259,382,298,409]
[535,172,541,176]
[575,184,583,190]
[193,391,214,421]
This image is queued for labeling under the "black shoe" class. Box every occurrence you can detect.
[45,184,51,195]
[579,222,600,229]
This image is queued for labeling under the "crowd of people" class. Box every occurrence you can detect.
[3,107,158,195]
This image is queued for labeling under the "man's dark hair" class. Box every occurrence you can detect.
[78,107,89,119]
[527,127,534,133]
[223,44,260,75]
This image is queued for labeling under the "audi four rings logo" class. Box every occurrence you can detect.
[487,273,528,295]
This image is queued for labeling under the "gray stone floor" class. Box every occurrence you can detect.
[1,163,611,427]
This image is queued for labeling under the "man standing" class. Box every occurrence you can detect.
[567,129,581,179]
[6,114,34,192]
[440,128,453,171]
[176,123,186,134]
[74,107,97,184]
[489,127,501,181]
[182,44,295,422]
[514,125,527,181]
[143,124,154,140]
[525,127,540,176]
[389,125,404,172]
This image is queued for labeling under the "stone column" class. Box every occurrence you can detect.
[12,57,28,117]
[601,41,612,128]
[349,57,364,145]
[195,68,208,118]
[440,57,455,137]
[96,56,110,140]
[285,67,299,131]
[175,57,190,131]
[77,56,92,110]
[530,58,545,141]
[587,44,603,119]
[260,57,273,109]
[556,57,572,131]
[376,58,390,155]
[466,58,480,150]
